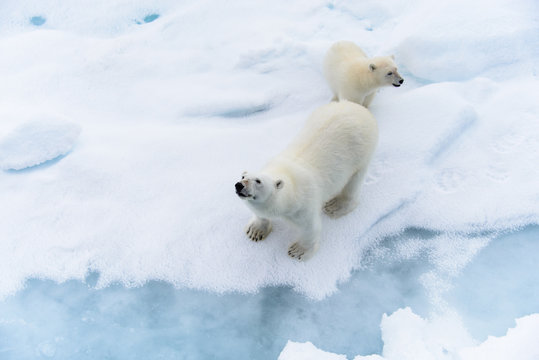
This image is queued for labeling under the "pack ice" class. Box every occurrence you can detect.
[0,0,537,323]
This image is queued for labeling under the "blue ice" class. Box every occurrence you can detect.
[447,225,539,340]
[0,227,537,359]
[143,14,160,23]
[30,16,46,26]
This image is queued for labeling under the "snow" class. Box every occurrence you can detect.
[279,341,348,360]
[1,227,537,358]
[0,120,81,170]
[0,0,538,358]
[459,314,539,360]
[0,0,537,301]
[281,309,539,360]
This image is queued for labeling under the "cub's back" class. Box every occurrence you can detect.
[324,41,370,100]
[325,41,368,64]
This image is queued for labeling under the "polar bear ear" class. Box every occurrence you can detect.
[390,54,395,60]
[275,179,284,190]
[369,63,377,71]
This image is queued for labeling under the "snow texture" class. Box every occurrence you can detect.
[281,309,539,360]
[0,0,537,322]
[0,0,537,301]
[279,341,348,360]
[0,0,538,357]
[0,120,81,170]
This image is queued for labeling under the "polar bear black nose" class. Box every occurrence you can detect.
[235,182,244,192]
[399,79,404,84]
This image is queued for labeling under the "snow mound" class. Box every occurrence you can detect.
[280,309,539,360]
[279,341,348,360]
[0,121,81,171]
[459,313,539,360]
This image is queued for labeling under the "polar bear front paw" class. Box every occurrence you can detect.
[289,241,318,261]
[323,197,356,218]
[288,242,307,260]
[245,218,272,242]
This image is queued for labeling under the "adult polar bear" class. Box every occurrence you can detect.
[235,101,378,260]
[324,41,404,107]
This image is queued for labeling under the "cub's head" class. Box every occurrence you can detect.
[235,172,284,203]
[369,55,404,87]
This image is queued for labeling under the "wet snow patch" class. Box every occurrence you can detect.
[0,120,81,171]
[30,16,46,26]
[143,14,159,23]
[135,13,160,24]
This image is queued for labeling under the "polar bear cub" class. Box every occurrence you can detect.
[235,101,378,260]
[324,41,404,107]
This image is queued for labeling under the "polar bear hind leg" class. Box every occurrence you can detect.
[288,211,321,261]
[245,216,272,242]
[324,169,365,218]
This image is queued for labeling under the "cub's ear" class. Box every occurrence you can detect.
[369,63,377,71]
[242,171,248,176]
[390,54,395,60]
[275,179,284,189]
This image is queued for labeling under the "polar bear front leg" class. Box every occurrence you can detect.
[245,216,272,242]
[362,92,376,107]
[288,214,321,261]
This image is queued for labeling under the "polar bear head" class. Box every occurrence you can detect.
[235,172,284,203]
[369,55,404,87]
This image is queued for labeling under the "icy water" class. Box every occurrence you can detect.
[1,227,537,359]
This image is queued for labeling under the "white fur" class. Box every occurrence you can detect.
[323,41,404,107]
[235,101,378,260]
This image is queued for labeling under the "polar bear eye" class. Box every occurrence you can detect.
[241,176,245,179]
[387,72,393,76]
[255,179,261,184]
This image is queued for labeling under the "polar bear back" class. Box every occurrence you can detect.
[325,41,368,63]
[278,101,378,198]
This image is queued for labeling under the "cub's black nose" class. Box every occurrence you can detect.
[235,182,244,192]
[399,79,404,84]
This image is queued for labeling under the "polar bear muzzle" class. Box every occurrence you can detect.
[391,73,404,87]
[235,182,249,198]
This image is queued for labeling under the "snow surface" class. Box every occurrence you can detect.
[280,309,539,360]
[279,341,348,360]
[1,0,537,301]
[1,227,537,358]
[0,0,538,358]
[0,120,81,170]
